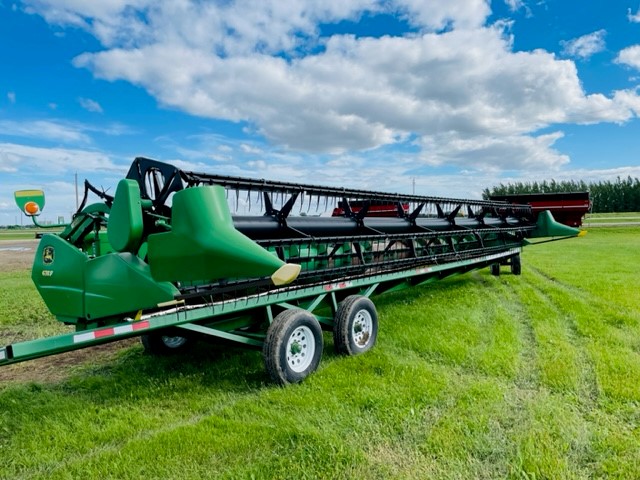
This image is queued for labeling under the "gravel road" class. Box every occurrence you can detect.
[0,239,38,270]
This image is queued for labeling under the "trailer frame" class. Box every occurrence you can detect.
[0,247,520,383]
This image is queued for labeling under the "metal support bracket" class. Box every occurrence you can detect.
[177,323,263,348]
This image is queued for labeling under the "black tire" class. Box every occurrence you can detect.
[511,254,522,275]
[490,263,500,276]
[333,295,378,356]
[141,330,193,355]
[263,310,323,385]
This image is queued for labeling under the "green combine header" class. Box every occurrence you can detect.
[1,157,583,384]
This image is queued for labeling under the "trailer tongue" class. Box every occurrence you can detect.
[2,157,582,384]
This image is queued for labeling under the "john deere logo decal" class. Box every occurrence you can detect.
[43,246,55,265]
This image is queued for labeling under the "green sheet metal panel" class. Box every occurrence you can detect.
[84,253,179,321]
[147,185,288,283]
[107,179,144,253]
[532,210,583,238]
[31,234,86,322]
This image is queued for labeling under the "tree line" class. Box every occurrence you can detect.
[482,176,640,213]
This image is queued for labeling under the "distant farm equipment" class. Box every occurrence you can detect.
[490,192,591,227]
[2,158,583,384]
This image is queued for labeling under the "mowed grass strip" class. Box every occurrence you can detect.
[584,212,640,225]
[523,228,640,405]
[1,227,639,478]
[0,229,62,240]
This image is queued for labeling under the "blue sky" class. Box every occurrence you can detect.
[1,0,640,225]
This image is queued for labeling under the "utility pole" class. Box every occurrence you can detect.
[412,177,416,195]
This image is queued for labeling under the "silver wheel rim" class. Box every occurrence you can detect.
[286,326,315,373]
[161,335,187,349]
[352,309,373,348]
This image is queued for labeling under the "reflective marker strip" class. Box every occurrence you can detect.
[483,249,519,262]
[73,321,150,344]
[324,281,352,292]
[415,266,433,274]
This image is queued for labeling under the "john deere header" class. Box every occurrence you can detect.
[3,157,582,384]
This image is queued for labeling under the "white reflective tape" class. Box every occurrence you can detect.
[328,281,351,290]
[113,325,134,335]
[483,250,516,262]
[416,267,432,274]
[73,332,95,344]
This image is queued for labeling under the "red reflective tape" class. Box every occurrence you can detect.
[132,320,150,331]
[325,281,351,291]
[94,328,115,339]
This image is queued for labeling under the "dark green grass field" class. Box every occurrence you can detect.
[1,227,639,479]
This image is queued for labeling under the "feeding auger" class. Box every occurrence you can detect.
[2,157,583,384]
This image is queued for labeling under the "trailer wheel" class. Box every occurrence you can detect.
[490,263,500,276]
[333,295,378,356]
[511,254,522,275]
[141,330,192,355]
[263,310,323,385]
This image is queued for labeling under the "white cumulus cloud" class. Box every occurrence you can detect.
[560,30,606,60]
[0,119,92,143]
[503,0,524,12]
[419,131,570,171]
[78,97,104,113]
[0,142,123,175]
[25,0,492,51]
[0,119,132,145]
[628,6,640,23]
[21,0,640,174]
[74,24,638,166]
[616,45,640,71]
